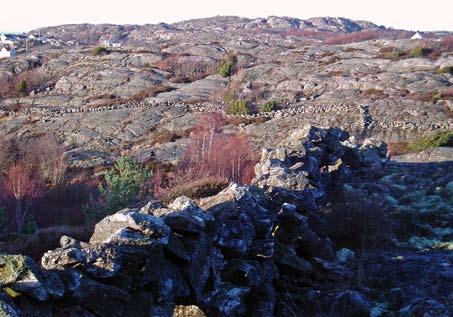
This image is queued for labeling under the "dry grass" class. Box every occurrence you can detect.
[0,225,94,260]
[387,142,411,156]
[149,129,192,146]
[87,84,175,108]
[160,177,229,204]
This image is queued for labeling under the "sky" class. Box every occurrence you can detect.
[1,0,452,33]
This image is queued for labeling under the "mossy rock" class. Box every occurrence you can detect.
[0,254,64,300]
[0,255,28,286]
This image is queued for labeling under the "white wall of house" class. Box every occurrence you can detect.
[411,32,423,40]
[101,40,112,47]
[0,47,16,58]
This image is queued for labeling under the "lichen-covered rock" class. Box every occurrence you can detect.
[253,125,388,208]
[174,305,206,317]
[0,254,64,301]
[89,208,170,245]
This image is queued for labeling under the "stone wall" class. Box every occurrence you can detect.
[0,126,388,317]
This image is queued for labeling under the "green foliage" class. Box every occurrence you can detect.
[99,157,151,214]
[407,131,453,152]
[437,66,453,74]
[218,51,237,77]
[409,46,428,58]
[23,214,37,235]
[143,62,151,68]
[226,99,249,115]
[16,80,27,97]
[261,100,277,113]
[383,50,403,59]
[432,91,443,101]
[0,207,7,232]
[83,193,102,221]
[92,46,108,55]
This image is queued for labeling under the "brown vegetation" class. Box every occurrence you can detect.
[177,113,257,184]
[0,68,59,99]
[323,29,412,45]
[160,177,229,204]
[152,113,258,202]
[156,55,219,83]
[0,162,46,233]
[0,225,93,261]
[149,129,192,146]
[387,142,411,156]
[88,84,175,107]
[23,133,68,187]
[323,190,393,250]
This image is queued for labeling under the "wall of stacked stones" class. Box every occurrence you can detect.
[1,101,451,134]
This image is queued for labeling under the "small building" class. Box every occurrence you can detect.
[99,34,119,47]
[101,39,112,47]
[112,42,122,48]
[411,32,423,40]
[0,34,15,45]
[0,47,17,58]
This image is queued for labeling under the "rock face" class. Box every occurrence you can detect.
[1,16,451,171]
[0,126,387,316]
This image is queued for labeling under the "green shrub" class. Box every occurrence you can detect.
[98,157,151,214]
[0,207,7,232]
[218,51,237,77]
[92,46,108,55]
[407,131,453,152]
[261,100,277,112]
[226,99,249,115]
[23,214,37,235]
[409,46,428,58]
[16,80,27,97]
[437,66,453,74]
[383,50,403,59]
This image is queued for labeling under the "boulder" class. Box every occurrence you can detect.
[0,254,64,301]
[89,208,170,245]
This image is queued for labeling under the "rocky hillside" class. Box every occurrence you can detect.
[0,16,451,169]
[31,16,382,44]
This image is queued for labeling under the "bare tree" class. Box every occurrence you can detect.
[177,113,257,184]
[1,161,45,233]
[23,133,67,187]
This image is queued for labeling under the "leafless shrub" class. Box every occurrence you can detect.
[323,29,412,45]
[0,137,20,175]
[156,55,219,82]
[0,161,46,233]
[177,113,257,184]
[0,225,93,261]
[23,133,68,187]
[322,190,393,250]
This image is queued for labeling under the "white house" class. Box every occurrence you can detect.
[0,47,17,58]
[112,42,122,48]
[411,32,423,40]
[101,39,112,47]
[0,34,15,45]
